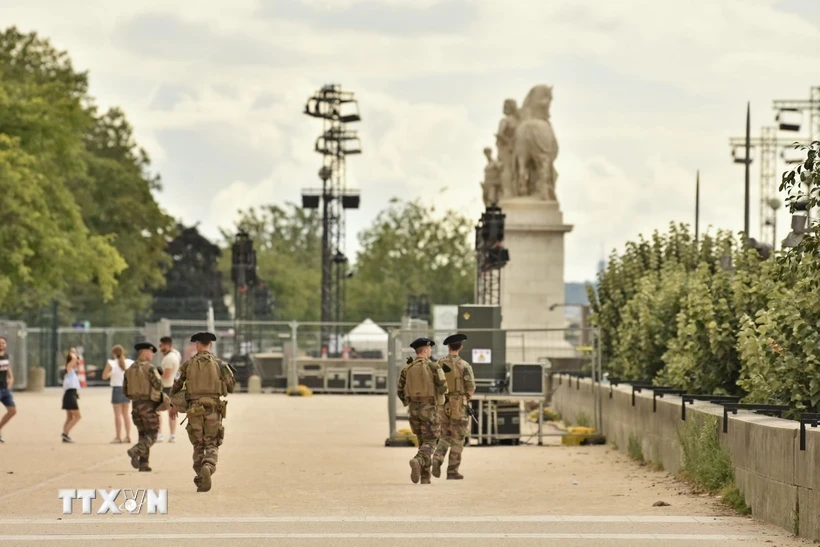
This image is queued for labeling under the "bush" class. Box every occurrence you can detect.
[627,434,645,464]
[678,416,750,514]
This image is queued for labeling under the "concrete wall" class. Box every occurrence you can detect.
[552,374,820,540]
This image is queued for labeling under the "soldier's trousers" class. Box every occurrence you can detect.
[408,402,440,473]
[186,406,224,476]
[433,409,469,473]
[129,401,159,463]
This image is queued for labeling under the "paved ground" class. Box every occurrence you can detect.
[0,389,810,546]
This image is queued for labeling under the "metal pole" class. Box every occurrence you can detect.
[320,176,332,351]
[695,170,700,244]
[387,329,397,442]
[744,102,751,240]
[289,320,299,392]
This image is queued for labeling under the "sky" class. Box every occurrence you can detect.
[3,0,820,282]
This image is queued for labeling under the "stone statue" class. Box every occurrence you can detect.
[481,147,503,206]
[513,85,559,201]
[495,98,519,198]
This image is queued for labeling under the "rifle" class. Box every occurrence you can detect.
[466,404,479,426]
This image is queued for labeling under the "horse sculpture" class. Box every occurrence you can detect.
[512,85,559,201]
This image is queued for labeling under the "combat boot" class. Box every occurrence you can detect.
[409,458,421,484]
[139,457,151,472]
[127,448,139,469]
[447,466,464,480]
[431,459,442,478]
[198,465,213,492]
[420,476,431,484]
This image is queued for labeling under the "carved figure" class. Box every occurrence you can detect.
[495,99,519,198]
[481,147,503,206]
[513,85,559,201]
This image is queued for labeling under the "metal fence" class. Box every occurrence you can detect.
[0,321,28,390]
[385,326,602,447]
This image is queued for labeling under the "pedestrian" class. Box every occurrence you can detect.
[61,348,82,443]
[169,332,235,492]
[123,342,163,472]
[157,336,181,443]
[102,345,133,444]
[397,337,448,484]
[432,333,475,480]
[0,336,17,443]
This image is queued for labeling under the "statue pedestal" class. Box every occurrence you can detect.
[498,198,574,363]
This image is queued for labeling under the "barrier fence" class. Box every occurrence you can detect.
[385,326,601,447]
[14,319,401,389]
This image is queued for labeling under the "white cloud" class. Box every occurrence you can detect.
[4,0,820,284]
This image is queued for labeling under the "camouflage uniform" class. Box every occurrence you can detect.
[122,360,163,471]
[170,350,235,492]
[432,354,476,479]
[398,357,448,484]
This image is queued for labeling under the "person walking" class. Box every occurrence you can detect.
[102,345,134,444]
[123,342,164,472]
[169,332,235,492]
[61,348,82,443]
[432,333,476,480]
[397,337,448,484]
[0,336,17,443]
[157,336,181,443]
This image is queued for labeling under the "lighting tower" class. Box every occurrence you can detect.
[301,85,362,351]
[475,206,509,305]
[773,86,820,220]
[231,229,258,356]
[729,127,804,250]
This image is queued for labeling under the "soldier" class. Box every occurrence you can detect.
[169,332,235,492]
[432,334,476,480]
[397,337,448,484]
[123,342,164,472]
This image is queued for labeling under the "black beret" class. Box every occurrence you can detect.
[190,332,217,343]
[134,342,157,353]
[443,333,467,346]
[409,337,435,350]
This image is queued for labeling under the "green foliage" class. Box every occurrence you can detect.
[0,134,126,310]
[346,198,475,322]
[575,412,590,428]
[222,203,322,321]
[627,434,644,464]
[0,26,171,324]
[678,417,733,492]
[678,417,751,515]
[722,484,751,516]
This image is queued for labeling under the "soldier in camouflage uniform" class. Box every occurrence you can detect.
[397,337,448,484]
[432,334,476,480]
[123,342,164,472]
[169,332,235,492]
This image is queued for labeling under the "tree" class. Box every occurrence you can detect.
[151,224,230,321]
[67,108,175,325]
[345,198,476,323]
[221,203,323,321]
[0,134,126,312]
[0,28,127,315]
[0,26,173,324]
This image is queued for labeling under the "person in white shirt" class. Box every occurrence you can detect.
[102,345,134,443]
[157,336,181,442]
[61,348,82,443]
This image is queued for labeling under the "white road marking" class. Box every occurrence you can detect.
[0,533,760,541]
[0,515,746,525]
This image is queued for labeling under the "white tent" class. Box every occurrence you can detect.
[343,318,389,357]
